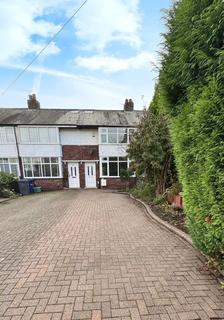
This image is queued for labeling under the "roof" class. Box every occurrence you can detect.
[0,108,143,127]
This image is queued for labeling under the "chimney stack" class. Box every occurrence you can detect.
[123,98,134,111]
[27,94,40,110]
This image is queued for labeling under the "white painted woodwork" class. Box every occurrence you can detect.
[68,162,80,188]
[85,162,96,188]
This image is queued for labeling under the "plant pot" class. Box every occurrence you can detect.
[172,194,183,209]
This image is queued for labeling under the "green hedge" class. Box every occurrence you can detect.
[157,0,224,266]
[171,80,224,263]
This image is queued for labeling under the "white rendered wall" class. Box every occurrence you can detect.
[60,129,98,145]
[99,144,128,157]
[0,145,18,157]
[18,144,62,157]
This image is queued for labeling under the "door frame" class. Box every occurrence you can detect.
[85,162,97,188]
[68,162,80,188]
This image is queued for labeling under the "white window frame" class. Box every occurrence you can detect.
[99,127,136,144]
[22,157,62,179]
[18,126,59,145]
[0,158,20,176]
[100,156,132,178]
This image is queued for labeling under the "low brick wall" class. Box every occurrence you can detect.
[101,177,136,190]
[34,178,64,191]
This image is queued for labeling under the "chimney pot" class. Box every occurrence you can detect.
[27,94,40,110]
[123,98,134,111]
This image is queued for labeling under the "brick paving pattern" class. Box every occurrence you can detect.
[0,190,223,320]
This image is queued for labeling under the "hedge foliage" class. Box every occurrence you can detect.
[158,0,224,265]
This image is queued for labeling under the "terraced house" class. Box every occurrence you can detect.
[0,95,142,190]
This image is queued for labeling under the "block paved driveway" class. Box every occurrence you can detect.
[0,190,223,320]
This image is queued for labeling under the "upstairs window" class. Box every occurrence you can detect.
[0,127,15,144]
[19,127,58,144]
[100,128,135,144]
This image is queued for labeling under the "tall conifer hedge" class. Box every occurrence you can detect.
[159,0,224,265]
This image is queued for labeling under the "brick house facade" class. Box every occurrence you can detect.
[0,97,142,190]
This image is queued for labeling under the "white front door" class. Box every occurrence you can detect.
[85,163,96,188]
[68,163,80,188]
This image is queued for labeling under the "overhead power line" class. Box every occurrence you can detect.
[1,0,88,97]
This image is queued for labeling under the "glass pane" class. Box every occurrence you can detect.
[23,157,31,163]
[51,157,58,163]
[39,128,49,143]
[101,134,107,143]
[11,164,18,176]
[29,128,39,143]
[20,128,30,143]
[102,163,107,176]
[129,128,135,142]
[6,127,15,143]
[100,128,107,133]
[0,128,6,144]
[51,164,59,177]
[43,157,50,163]
[119,157,127,161]
[3,164,10,173]
[108,128,117,134]
[42,164,51,177]
[109,157,117,161]
[118,128,127,134]
[48,128,57,143]
[119,161,128,175]
[24,164,32,177]
[118,134,127,143]
[0,164,4,171]
[108,134,117,143]
[0,158,8,163]
[102,157,108,161]
[10,158,18,163]
[33,164,42,177]
[109,162,118,176]
[32,157,41,163]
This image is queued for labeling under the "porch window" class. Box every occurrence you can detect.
[23,157,60,178]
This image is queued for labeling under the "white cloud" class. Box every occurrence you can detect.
[73,0,142,51]
[0,0,142,63]
[0,0,63,63]
[75,52,155,73]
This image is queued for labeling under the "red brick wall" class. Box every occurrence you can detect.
[100,178,136,190]
[63,145,100,188]
[62,145,99,160]
[34,179,63,191]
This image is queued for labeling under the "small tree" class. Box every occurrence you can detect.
[127,107,176,198]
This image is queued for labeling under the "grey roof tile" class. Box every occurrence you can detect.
[0,108,142,127]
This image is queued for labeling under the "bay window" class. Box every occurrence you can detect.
[101,157,131,177]
[23,157,60,178]
[0,158,19,176]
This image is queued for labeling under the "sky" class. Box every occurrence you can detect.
[0,0,171,110]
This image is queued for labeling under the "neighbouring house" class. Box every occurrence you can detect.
[0,95,142,190]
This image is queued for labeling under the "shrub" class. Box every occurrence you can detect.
[131,180,156,202]
[0,172,18,198]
